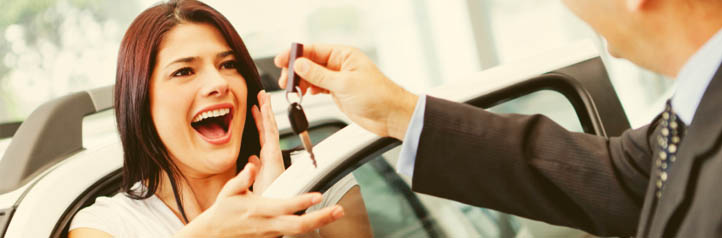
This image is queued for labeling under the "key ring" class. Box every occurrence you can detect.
[285,86,304,105]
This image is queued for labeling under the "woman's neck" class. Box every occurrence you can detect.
[155,167,236,223]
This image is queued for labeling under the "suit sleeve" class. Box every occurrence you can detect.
[412,96,656,236]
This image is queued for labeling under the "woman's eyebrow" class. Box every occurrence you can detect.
[217,50,234,59]
[165,56,197,69]
[163,50,233,69]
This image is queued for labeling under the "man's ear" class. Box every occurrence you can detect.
[626,0,648,11]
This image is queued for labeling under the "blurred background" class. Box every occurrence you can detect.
[0,0,674,128]
[0,1,680,237]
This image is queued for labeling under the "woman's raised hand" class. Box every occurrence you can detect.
[176,162,345,237]
[250,90,285,194]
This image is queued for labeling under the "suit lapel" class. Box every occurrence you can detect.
[636,114,664,237]
[649,63,722,235]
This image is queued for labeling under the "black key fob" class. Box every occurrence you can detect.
[288,102,309,134]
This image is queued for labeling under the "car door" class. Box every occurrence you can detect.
[1,42,629,238]
[262,42,631,238]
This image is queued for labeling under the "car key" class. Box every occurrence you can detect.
[285,42,317,167]
[288,102,316,167]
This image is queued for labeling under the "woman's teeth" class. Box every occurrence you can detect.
[192,108,230,123]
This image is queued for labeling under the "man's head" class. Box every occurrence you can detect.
[561,0,722,77]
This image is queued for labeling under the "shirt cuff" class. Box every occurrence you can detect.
[396,94,426,178]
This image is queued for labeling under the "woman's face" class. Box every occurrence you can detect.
[149,23,247,176]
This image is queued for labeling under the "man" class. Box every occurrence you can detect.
[275,0,722,236]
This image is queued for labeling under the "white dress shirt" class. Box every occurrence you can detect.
[672,28,722,125]
[397,28,722,178]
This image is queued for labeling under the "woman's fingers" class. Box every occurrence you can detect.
[257,193,324,216]
[260,92,279,143]
[255,91,279,146]
[248,155,261,168]
[252,104,265,145]
[272,205,345,235]
[217,162,257,198]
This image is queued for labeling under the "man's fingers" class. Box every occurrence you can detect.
[309,86,329,95]
[298,80,311,95]
[274,48,287,68]
[272,205,345,235]
[274,44,337,69]
[294,58,343,92]
[218,162,257,198]
[279,68,331,96]
[278,68,288,89]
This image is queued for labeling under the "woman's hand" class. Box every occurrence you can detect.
[176,163,345,238]
[250,90,285,194]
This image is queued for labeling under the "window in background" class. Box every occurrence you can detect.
[474,0,675,127]
[1,0,675,129]
[1,0,140,123]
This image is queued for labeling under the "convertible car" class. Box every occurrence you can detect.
[0,41,630,237]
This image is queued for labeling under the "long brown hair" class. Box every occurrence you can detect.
[114,0,262,223]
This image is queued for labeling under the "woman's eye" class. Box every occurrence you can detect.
[221,61,238,70]
[172,67,194,77]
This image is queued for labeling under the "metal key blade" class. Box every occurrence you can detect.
[298,131,317,167]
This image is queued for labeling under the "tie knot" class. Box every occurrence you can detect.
[661,100,686,135]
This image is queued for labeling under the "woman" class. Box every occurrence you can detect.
[68,0,372,237]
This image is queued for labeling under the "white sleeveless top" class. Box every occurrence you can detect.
[69,174,357,237]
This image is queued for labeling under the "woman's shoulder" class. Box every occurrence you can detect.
[79,192,157,216]
[69,192,182,237]
[69,193,141,236]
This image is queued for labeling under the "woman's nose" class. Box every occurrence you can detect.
[201,70,229,97]
[203,72,229,97]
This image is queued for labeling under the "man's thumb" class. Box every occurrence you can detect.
[294,58,341,91]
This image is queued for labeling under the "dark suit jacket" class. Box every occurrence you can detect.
[411,65,722,237]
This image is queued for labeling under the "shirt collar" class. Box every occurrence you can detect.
[672,28,722,125]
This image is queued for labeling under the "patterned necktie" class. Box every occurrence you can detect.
[654,100,686,199]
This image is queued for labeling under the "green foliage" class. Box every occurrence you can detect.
[1,0,98,28]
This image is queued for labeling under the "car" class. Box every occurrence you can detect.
[0,41,630,237]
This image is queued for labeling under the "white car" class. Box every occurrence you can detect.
[0,42,631,238]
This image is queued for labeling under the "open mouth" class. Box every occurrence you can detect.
[191,106,233,142]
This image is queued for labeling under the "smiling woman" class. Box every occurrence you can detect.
[66,0,371,237]
[148,22,251,181]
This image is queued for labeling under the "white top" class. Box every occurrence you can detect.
[69,174,358,237]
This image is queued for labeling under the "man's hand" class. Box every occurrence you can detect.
[275,44,418,140]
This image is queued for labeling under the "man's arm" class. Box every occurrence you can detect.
[412,96,654,237]
[274,44,654,237]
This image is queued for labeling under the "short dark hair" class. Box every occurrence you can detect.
[114,0,262,223]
